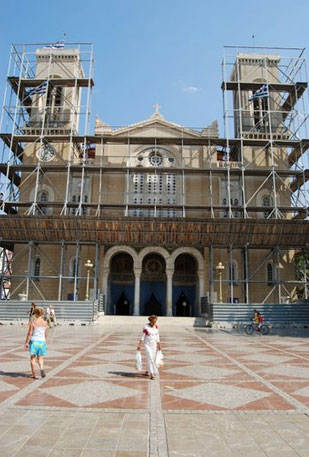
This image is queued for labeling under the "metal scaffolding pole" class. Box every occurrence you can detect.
[209,245,214,301]
[73,242,80,301]
[58,240,65,301]
[26,241,33,299]
[228,245,233,302]
[244,244,249,304]
[94,242,99,300]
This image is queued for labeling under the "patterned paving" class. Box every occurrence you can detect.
[164,352,219,363]
[70,362,135,378]
[240,353,294,363]
[165,365,240,380]
[42,380,143,407]
[166,382,271,409]
[259,364,309,379]
[0,319,309,456]
[0,322,308,412]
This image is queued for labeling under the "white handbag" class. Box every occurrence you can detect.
[155,350,164,368]
[135,350,142,370]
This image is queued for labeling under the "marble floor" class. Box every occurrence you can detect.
[0,316,309,456]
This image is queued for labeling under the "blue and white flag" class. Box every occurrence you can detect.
[44,41,65,49]
[248,84,269,102]
[26,81,48,98]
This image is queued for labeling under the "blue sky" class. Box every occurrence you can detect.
[0,0,309,134]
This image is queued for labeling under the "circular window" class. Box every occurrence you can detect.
[148,151,163,167]
[146,259,161,273]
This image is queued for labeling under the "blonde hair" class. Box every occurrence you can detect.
[33,307,44,318]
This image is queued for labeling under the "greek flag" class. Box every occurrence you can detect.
[44,41,65,49]
[248,84,269,102]
[26,81,48,97]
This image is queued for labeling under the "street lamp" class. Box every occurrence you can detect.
[216,262,225,303]
[84,259,93,301]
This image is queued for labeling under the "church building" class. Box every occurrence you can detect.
[0,43,308,315]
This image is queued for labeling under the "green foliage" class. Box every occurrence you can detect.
[295,253,309,298]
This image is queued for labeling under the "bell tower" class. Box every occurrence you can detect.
[0,42,94,217]
[24,47,85,164]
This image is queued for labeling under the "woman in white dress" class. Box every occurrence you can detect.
[137,315,161,379]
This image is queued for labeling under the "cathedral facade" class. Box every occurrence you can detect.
[0,43,308,315]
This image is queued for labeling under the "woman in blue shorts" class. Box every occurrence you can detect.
[24,306,48,379]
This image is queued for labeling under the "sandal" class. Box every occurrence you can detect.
[149,374,154,380]
[40,369,46,378]
[144,371,149,377]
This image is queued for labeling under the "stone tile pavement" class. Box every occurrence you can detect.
[0,316,309,456]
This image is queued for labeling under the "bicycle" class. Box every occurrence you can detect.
[245,321,269,335]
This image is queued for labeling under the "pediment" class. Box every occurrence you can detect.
[127,122,190,138]
[95,115,218,138]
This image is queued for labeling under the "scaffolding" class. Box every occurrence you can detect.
[221,45,309,220]
[0,43,308,308]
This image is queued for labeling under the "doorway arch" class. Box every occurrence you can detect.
[110,253,134,315]
[173,253,197,316]
[140,253,166,315]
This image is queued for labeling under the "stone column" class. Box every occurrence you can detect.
[197,271,205,316]
[134,269,142,316]
[102,267,109,312]
[166,270,173,316]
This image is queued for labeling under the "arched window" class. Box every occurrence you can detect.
[32,257,41,280]
[262,194,273,218]
[38,190,48,215]
[234,198,239,218]
[47,86,62,108]
[43,75,64,128]
[221,178,242,218]
[46,85,63,109]
[69,178,90,216]
[266,262,275,285]
[250,80,269,132]
[38,191,48,202]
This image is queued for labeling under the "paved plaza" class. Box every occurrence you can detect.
[0,316,309,456]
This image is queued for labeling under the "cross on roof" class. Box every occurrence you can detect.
[153,103,161,115]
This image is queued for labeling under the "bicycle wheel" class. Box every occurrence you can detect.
[260,325,269,335]
[245,325,254,335]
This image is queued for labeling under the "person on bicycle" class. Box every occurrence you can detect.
[257,311,264,330]
[252,309,259,329]
[252,309,264,331]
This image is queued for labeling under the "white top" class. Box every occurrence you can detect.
[31,325,46,342]
[140,323,160,346]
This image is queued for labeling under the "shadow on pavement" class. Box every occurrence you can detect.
[108,371,143,378]
[0,370,30,378]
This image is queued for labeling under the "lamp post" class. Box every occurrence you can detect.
[84,259,93,301]
[216,262,225,303]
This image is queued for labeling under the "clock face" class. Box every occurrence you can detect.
[37,143,55,162]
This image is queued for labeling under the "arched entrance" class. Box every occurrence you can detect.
[175,291,191,316]
[115,291,130,315]
[140,254,166,315]
[110,253,134,315]
[173,254,197,316]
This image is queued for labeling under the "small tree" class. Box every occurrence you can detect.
[295,253,309,299]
